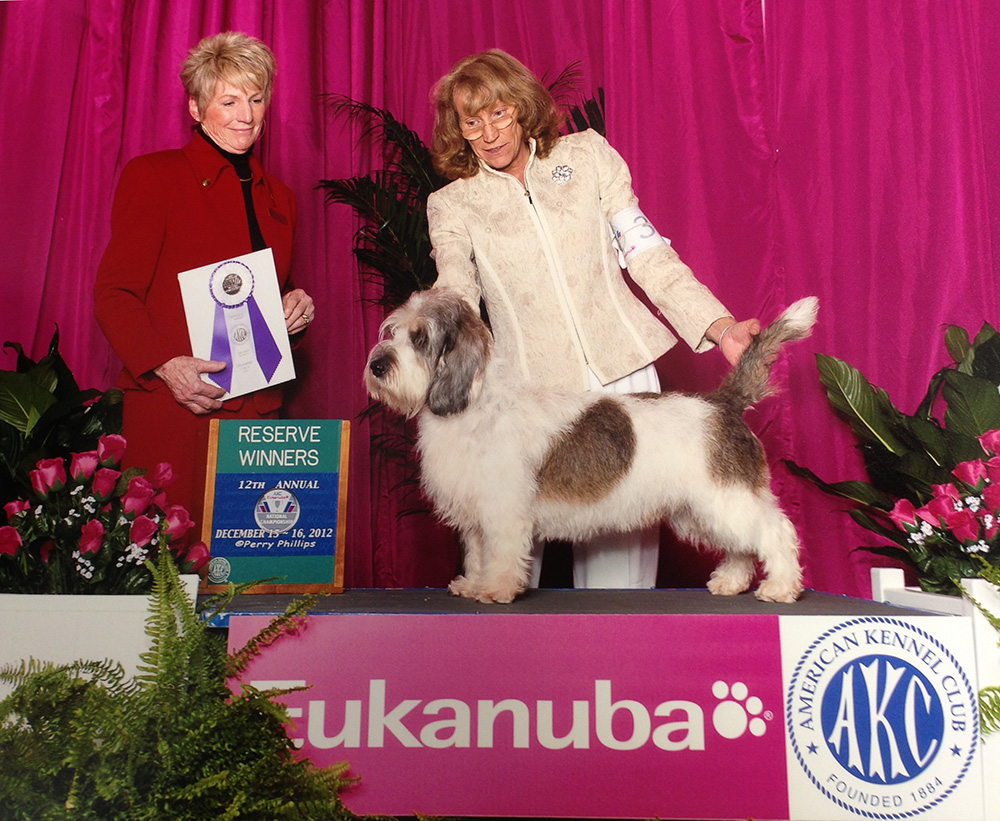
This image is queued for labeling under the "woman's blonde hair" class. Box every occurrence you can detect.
[180,31,276,116]
[431,49,562,180]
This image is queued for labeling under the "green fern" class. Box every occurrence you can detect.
[980,686,1000,735]
[0,551,359,819]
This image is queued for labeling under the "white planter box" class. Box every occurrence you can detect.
[872,568,1000,821]
[0,575,199,698]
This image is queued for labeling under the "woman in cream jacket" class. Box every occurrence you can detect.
[427,49,760,589]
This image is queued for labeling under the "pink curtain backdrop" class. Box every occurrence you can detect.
[2,0,997,597]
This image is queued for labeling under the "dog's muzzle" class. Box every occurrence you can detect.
[368,354,391,379]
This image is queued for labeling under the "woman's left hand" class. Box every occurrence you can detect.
[710,318,762,366]
[283,289,315,334]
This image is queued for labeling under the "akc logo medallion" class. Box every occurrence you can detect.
[787,617,977,818]
[207,556,231,585]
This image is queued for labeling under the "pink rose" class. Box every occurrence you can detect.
[0,525,22,556]
[930,482,960,501]
[953,459,989,489]
[91,467,121,501]
[943,506,980,543]
[180,541,210,572]
[145,462,176,490]
[121,476,155,516]
[979,430,1000,455]
[162,505,195,541]
[78,519,104,561]
[889,498,918,530]
[69,450,99,481]
[79,519,105,555]
[30,457,66,497]
[985,482,1000,513]
[97,434,127,466]
[129,515,158,548]
[39,540,54,562]
[919,495,956,525]
[4,499,31,520]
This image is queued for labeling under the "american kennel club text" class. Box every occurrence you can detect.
[787,618,979,818]
[260,678,773,752]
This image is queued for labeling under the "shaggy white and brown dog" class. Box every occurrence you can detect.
[365,288,817,604]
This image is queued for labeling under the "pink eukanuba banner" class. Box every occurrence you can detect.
[228,613,788,818]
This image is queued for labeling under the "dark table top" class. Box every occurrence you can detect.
[204,586,944,622]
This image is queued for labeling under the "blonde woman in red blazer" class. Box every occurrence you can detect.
[94,32,313,532]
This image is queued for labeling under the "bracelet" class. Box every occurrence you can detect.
[717,323,735,347]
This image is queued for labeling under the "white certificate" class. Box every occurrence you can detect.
[177,248,296,400]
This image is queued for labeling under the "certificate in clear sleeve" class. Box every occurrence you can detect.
[177,248,295,400]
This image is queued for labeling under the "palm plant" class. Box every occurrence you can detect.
[786,321,1000,592]
[318,98,447,310]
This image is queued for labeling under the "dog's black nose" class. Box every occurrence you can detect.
[369,356,390,378]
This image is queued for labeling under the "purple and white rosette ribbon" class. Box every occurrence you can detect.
[208,260,282,393]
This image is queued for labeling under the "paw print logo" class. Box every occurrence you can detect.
[712,680,769,739]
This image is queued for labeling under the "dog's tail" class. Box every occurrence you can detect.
[714,297,818,409]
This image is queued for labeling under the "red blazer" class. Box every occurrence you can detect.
[94,132,297,414]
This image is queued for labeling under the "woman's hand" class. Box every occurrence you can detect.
[154,356,227,414]
[283,288,315,334]
[708,317,762,366]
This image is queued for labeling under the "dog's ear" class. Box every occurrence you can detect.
[426,299,491,416]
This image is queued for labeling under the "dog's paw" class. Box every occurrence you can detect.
[448,575,478,600]
[707,571,751,596]
[754,579,802,603]
[475,581,522,604]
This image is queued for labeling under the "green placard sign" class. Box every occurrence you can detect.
[201,419,349,593]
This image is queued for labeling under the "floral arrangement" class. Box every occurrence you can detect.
[1,328,121,508]
[787,321,1000,593]
[887,430,1000,574]
[0,433,208,594]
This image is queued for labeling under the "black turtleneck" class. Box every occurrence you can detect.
[197,127,266,252]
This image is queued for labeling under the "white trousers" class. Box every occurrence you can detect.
[529,363,661,589]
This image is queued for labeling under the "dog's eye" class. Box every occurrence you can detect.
[411,326,429,351]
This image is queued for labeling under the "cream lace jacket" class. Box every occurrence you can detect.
[427,129,730,390]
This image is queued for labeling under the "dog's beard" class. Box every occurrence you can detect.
[365,345,432,418]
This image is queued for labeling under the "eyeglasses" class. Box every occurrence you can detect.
[460,107,517,140]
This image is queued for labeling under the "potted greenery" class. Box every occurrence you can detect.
[786,320,1000,593]
[0,432,208,594]
[0,331,205,681]
[0,550,358,819]
[0,328,121,506]
[790,320,1000,755]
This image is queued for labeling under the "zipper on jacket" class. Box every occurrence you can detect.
[518,173,591,377]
